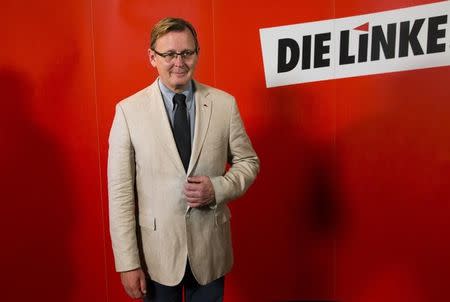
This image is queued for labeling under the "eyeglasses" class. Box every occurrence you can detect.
[152,49,197,63]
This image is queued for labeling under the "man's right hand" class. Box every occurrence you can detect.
[120,268,147,299]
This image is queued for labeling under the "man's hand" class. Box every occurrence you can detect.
[184,176,215,207]
[120,268,147,299]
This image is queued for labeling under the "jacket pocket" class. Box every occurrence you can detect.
[214,208,231,227]
[139,213,156,231]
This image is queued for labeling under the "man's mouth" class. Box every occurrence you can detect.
[171,69,188,75]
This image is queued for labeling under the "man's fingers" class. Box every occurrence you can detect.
[184,176,214,207]
[184,190,201,198]
[185,181,209,191]
[120,269,146,299]
[125,286,143,299]
[187,176,207,183]
[185,184,208,195]
[126,281,144,299]
[184,183,200,191]
[187,197,202,203]
[187,197,203,205]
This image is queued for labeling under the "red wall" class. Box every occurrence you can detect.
[1,0,449,301]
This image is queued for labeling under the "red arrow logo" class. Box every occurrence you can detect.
[354,22,369,31]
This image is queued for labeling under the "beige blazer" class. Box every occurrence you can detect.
[108,79,259,286]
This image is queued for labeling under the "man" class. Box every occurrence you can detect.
[108,17,259,302]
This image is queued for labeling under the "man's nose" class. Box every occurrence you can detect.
[173,54,184,66]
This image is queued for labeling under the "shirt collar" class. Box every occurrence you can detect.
[158,78,194,111]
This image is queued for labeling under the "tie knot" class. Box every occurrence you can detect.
[173,93,187,107]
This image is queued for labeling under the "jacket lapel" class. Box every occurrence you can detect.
[188,82,212,176]
[145,80,186,174]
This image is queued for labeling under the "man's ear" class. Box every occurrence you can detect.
[148,49,157,67]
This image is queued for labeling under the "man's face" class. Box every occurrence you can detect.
[149,28,198,92]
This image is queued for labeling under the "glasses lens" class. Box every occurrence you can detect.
[165,53,177,63]
[157,50,196,63]
[182,50,194,58]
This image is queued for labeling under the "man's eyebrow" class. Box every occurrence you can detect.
[160,49,193,53]
[158,49,176,53]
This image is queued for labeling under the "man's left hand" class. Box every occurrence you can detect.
[184,176,215,207]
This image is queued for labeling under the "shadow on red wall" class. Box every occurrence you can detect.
[227,86,342,301]
[0,68,74,301]
[336,68,450,302]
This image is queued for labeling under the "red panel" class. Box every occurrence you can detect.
[0,1,106,301]
[335,1,450,302]
[2,0,449,301]
[336,66,450,302]
[213,1,337,301]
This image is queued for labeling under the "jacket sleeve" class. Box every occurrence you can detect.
[210,99,260,205]
[107,104,141,272]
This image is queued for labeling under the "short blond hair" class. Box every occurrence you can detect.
[150,17,199,52]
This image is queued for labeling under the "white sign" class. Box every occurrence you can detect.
[259,1,450,87]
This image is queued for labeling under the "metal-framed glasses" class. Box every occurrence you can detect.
[152,49,197,63]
